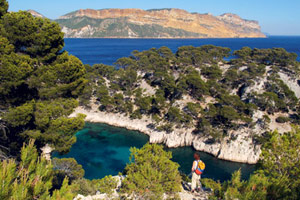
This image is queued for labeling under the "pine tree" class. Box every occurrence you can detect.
[0,140,76,200]
[0,0,8,18]
[122,143,182,200]
[260,126,300,199]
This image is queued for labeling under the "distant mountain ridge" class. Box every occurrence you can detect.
[27,10,46,18]
[29,8,266,38]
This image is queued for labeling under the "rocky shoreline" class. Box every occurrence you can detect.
[70,106,261,164]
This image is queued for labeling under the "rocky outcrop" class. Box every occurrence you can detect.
[40,144,53,161]
[54,8,265,38]
[70,105,261,164]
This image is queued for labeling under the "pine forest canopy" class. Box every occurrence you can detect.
[0,0,300,199]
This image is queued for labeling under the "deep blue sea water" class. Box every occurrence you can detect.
[54,123,255,181]
[64,36,300,66]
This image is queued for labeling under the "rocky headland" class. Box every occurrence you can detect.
[29,8,265,38]
[68,46,299,165]
[71,76,297,165]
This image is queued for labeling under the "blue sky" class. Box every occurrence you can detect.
[7,0,300,35]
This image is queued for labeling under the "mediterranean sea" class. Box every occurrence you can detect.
[64,36,300,66]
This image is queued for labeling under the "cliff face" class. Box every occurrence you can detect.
[55,8,265,38]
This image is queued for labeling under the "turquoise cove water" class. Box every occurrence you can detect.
[54,123,255,181]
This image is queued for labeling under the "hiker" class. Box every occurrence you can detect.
[191,152,205,192]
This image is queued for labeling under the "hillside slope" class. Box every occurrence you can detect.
[72,45,299,164]
[55,8,265,38]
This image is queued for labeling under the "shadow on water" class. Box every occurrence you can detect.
[53,122,256,181]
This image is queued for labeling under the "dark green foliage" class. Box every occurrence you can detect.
[3,99,85,153]
[201,64,223,79]
[166,107,182,123]
[233,47,252,61]
[43,115,85,153]
[246,63,266,78]
[158,46,175,60]
[72,176,118,196]
[72,179,98,196]
[275,116,290,123]
[3,101,34,127]
[135,96,152,114]
[93,64,116,78]
[97,175,119,195]
[78,83,93,107]
[0,52,38,106]
[53,158,84,182]
[223,68,239,86]
[234,47,297,66]
[1,11,64,62]
[166,106,192,126]
[32,52,87,99]
[0,2,89,161]
[151,71,177,99]
[122,143,182,199]
[219,105,240,122]
[185,70,208,100]
[0,36,14,55]
[156,123,174,133]
[217,93,255,117]
[184,102,202,119]
[200,101,252,132]
[0,48,87,105]
[266,77,298,108]
[52,158,85,191]
[115,57,137,69]
[0,0,8,18]
[254,92,287,114]
[176,45,230,66]
[117,68,138,92]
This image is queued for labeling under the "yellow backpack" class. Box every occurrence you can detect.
[195,160,205,175]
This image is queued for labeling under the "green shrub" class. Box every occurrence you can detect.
[157,123,174,133]
[72,178,98,196]
[121,143,182,200]
[73,176,118,196]
[97,175,118,195]
[275,116,290,123]
[0,140,75,200]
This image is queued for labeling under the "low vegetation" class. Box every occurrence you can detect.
[203,126,300,200]
[122,144,182,199]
